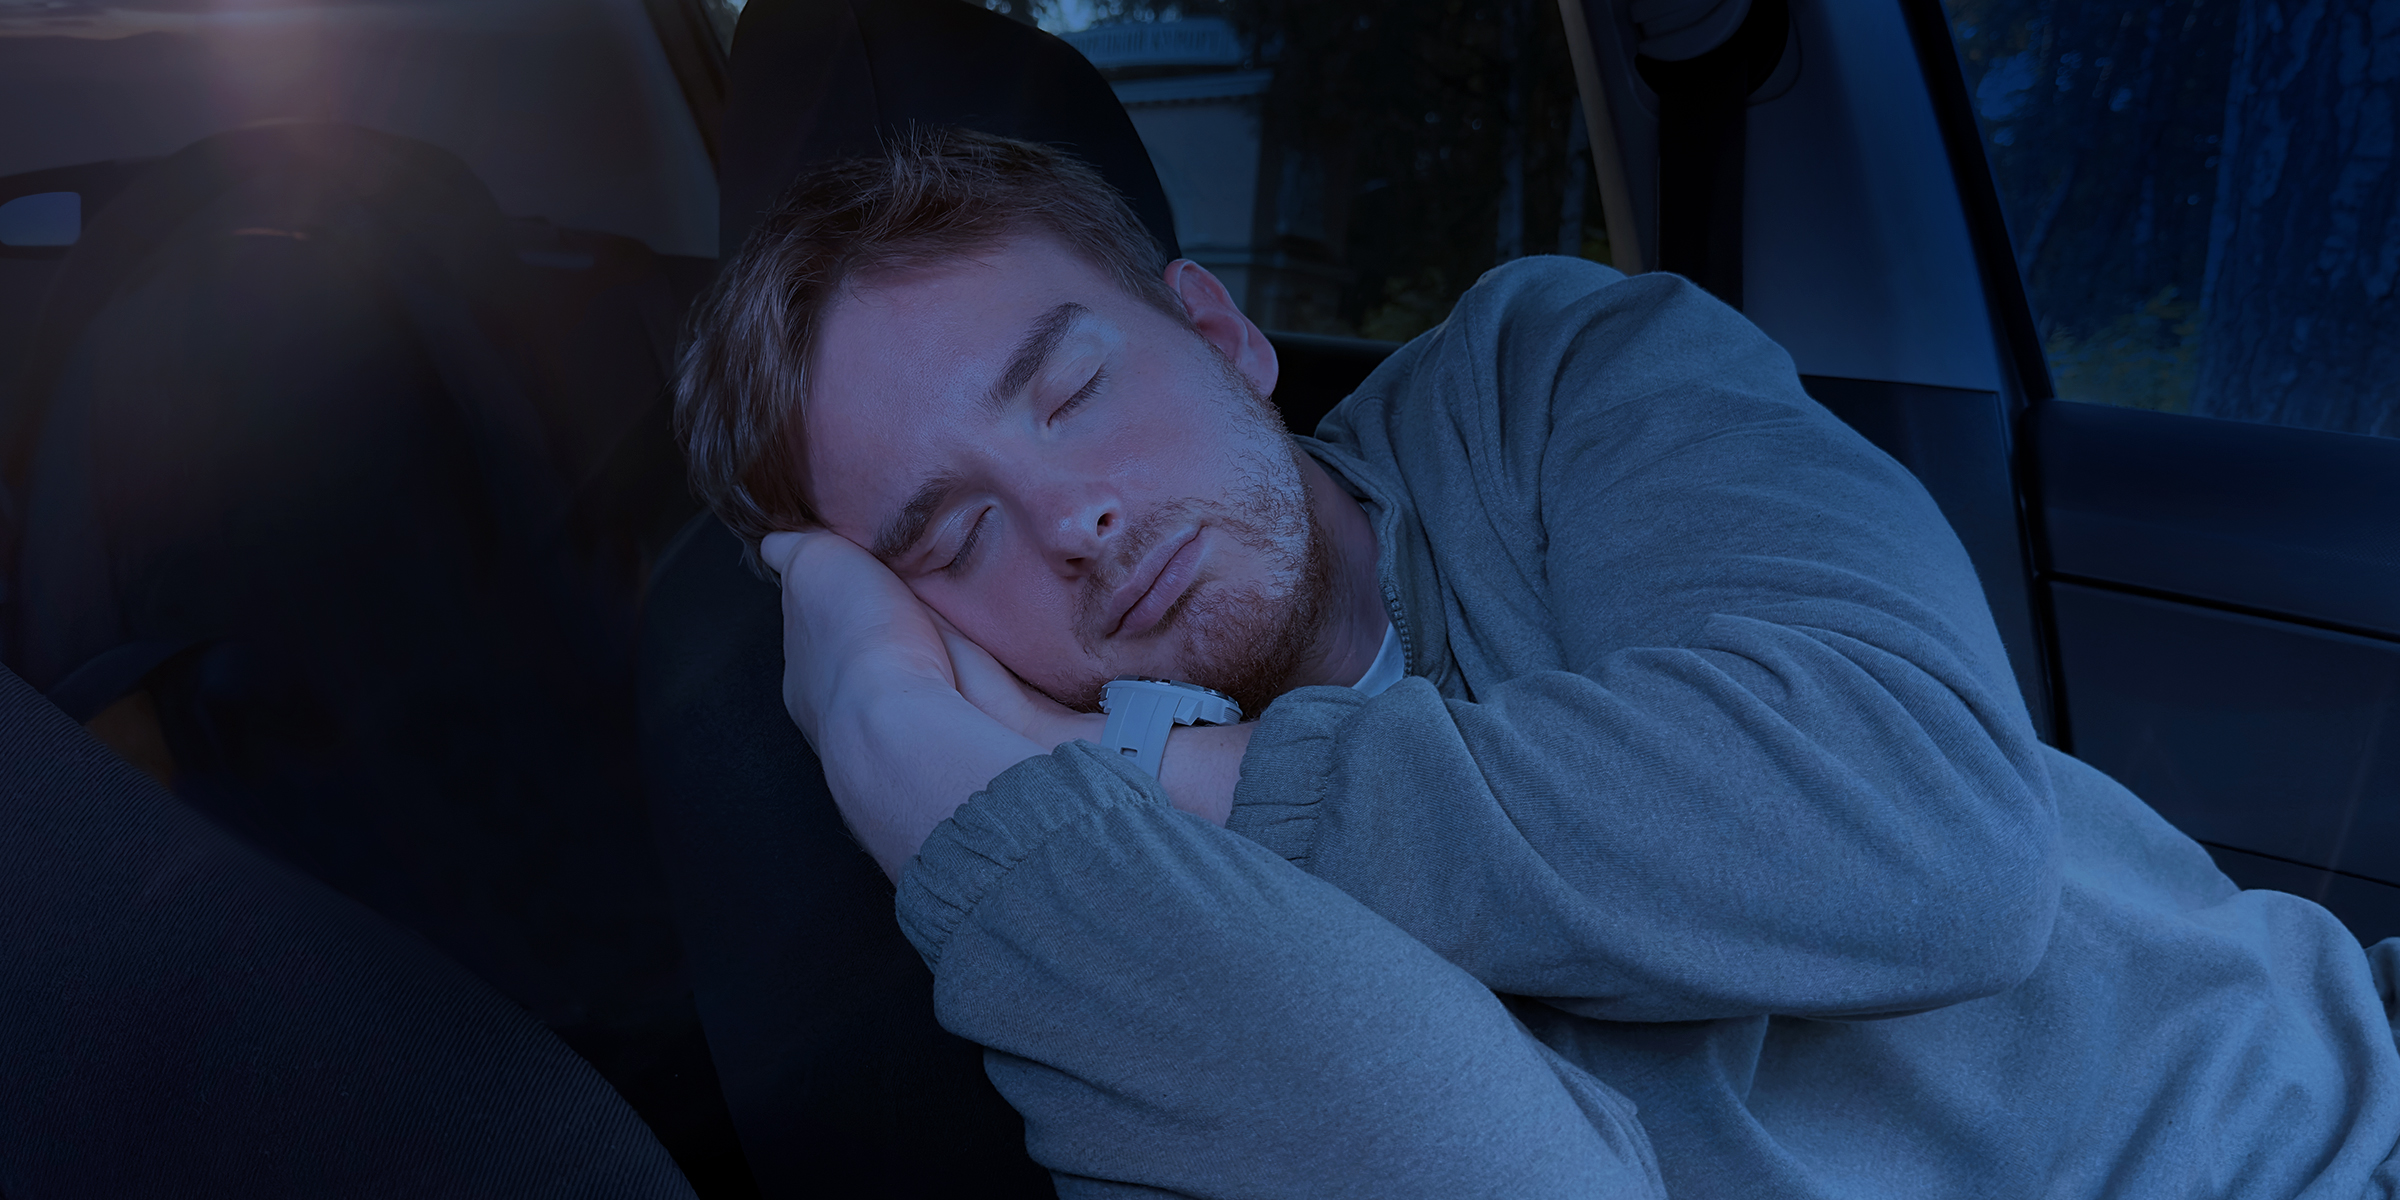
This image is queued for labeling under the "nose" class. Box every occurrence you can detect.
[1027,479,1123,579]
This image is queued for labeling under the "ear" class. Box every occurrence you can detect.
[1164,259,1279,401]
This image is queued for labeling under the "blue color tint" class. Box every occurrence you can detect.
[2053,582,2400,886]
[1946,0,2400,436]
[0,191,77,246]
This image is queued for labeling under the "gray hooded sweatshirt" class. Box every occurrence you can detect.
[895,257,2400,1198]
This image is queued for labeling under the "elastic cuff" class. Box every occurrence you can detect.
[1224,684,1366,868]
[896,740,1163,973]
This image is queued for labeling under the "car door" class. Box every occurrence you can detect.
[1939,0,2400,939]
[1558,0,2400,940]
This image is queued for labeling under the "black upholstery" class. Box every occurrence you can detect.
[716,0,1179,263]
[1265,330,1406,438]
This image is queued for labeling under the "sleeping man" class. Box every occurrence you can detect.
[674,126,2400,1198]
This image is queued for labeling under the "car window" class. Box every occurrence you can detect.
[1944,0,2397,439]
[701,0,744,50]
[1034,0,1612,342]
[0,0,717,258]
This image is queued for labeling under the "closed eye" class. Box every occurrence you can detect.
[1051,367,1106,422]
[941,509,989,577]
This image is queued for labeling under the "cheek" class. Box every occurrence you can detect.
[1163,390,1271,469]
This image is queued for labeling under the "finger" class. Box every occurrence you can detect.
[934,619,1079,722]
[927,609,1005,668]
[936,627,985,679]
[934,623,1003,688]
[758,530,812,579]
[927,611,1012,680]
[925,607,967,639]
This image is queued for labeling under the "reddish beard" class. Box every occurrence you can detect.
[1043,355,1334,717]
[1051,471,1332,716]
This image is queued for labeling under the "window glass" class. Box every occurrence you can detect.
[703,0,745,50]
[1946,0,2398,438]
[1039,0,1613,342]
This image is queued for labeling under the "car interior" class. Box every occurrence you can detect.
[1,0,2393,1195]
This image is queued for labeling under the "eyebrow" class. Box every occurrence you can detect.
[871,470,963,563]
[981,300,1089,416]
[868,301,1089,564]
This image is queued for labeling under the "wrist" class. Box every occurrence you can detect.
[1048,710,1110,752]
[845,686,1047,776]
[815,672,950,760]
[1156,721,1256,827]
[1097,677,1242,780]
[819,683,1049,881]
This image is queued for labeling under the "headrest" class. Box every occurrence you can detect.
[716,0,1180,264]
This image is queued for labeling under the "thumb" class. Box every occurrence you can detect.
[758,530,811,579]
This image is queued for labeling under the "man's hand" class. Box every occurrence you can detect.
[761,530,1046,882]
[760,530,1258,864]
[927,611,1103,751]
[933,611,1256,828]
[761,529,955,750]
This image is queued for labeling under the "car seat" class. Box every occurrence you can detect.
[642,5,1137,1194]
[0,122,746,1192]
[643,5,1407,1193]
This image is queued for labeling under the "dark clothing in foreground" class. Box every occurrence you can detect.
[0,662,694,1198]
[895,258,2400,1197]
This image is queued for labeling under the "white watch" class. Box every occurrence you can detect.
[1099,676,1243,778]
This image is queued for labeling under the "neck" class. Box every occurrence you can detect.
[1289,452,1388,691]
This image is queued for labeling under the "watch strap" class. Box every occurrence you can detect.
[1099,678,1241,778]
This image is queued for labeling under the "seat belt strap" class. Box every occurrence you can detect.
[1636,0,1791,310]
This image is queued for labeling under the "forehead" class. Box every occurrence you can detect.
[799,233,1129,536]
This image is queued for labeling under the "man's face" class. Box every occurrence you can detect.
[801,233,1329,713]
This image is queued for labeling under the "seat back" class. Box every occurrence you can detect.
[3,122,749,1187]
[641,1,1203,1193]
[716,0,1179,262]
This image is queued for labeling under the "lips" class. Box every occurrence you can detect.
[1105,527,1204,638]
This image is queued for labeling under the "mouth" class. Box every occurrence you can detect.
[1105,527,1205,638]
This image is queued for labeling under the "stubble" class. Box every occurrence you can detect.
[1054,350,1335,716]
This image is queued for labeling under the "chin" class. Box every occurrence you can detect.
[1028,622,1262,717]
[1025,667,1115,715]
[1159,591,1316,718]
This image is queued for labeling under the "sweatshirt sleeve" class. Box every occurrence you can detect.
[895,740,1666,1200]
[1228,260,2061,1024]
